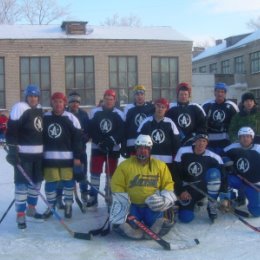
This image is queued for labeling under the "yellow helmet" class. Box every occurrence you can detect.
[133,85,145,94]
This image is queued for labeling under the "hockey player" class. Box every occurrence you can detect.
[202,82,239,155]
[229,92,260,143]
[173,133,225,223]
[5,85,44,229]
[56,91,90,210]
[110,134,176,239]
[122,85,154,157]
[0,113,8,143]
[137,98,180,173]
[42,92,82,219]
[166,82,207,145]
[223,127,260,217]
[87,89,125,208]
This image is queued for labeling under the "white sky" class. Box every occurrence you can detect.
[56,0,260,45]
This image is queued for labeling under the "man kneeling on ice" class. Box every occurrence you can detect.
[110,134,177,239]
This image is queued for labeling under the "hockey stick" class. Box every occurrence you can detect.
[127,215,199,250]
[0,199,15,224]
[74,184,86,213]
[16,164,92,240]
[184,182,260,233]
[236,174,260,192]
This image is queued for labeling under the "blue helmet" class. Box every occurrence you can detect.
[214,82,227,92]
[24,85,40,98]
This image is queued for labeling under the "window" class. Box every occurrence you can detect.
[209,63,217,74]
[65,56,95,105]
[221,60,231,74]
[0,58,5,108]
[199,66,206,73]
[234,56,245,74]
[151,57,178,100]
[109,56,137,105]
[20,57,51,106]
[250,51,260,74]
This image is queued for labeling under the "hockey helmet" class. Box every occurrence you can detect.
[104,89,116,98]
[193,133,209,143]
[154,98,169,110]
[68,91,81,103]
[176,82,191,96]
[51,92,67,104]
[214,82,227,92]
[24,85,40,98]
[135,134,153,148]
[133,85,145,94]
[238,127,255,139]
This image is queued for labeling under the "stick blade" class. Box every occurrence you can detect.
[73,232,92,240]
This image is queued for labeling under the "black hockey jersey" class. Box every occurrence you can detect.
[173,146,223,195]
[6,102,43,158]
[137,116,180,163]
[89,106,125,153]
[166,102,206,144]
[224,143,260,184]
[203,99,238,148]
[124,102,154,150]
[43,111,82,168]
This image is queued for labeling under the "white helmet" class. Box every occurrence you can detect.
[238,127,255,139]
[135,134,153,148]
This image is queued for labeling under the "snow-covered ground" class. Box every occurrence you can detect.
[0,147,259,260]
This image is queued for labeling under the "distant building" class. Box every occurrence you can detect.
[0,21,192,110]
[192,30,260,103]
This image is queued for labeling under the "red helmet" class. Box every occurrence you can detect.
[176,82,191,96]
[104,89,116,98]
[154,98,169,110]
[51,92,67,103]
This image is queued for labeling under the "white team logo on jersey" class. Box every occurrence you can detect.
[151,129,165,144]
[34,116,43,132]
[212,109,225,122]
[236,158,249,173]
[188,162,203,177]
[178,113,191,128]
[100,119,112,133]
[48,123,62,138]
[134,113,147,127]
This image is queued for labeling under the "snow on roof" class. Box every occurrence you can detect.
[192,41,227,62]
[0,24,191,41]
[193,29,260,62]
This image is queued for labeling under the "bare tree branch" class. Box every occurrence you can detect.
[247,16,260,30]
[20,0,70,25]
[101,13,141,27]
[0,0,21,24]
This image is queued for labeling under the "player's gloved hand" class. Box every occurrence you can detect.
[145,190,177,212]
[6,146,20,166]
[99,136,116,152]
[219,191,232,212]
[73,163,85,182]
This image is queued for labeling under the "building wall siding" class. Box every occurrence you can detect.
[0,39,192,109]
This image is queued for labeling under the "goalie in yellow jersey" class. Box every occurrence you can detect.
[110,134,177,239]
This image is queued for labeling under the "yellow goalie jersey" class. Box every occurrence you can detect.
[111,156,174,205]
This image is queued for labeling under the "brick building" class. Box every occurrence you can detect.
[0,21,192,110]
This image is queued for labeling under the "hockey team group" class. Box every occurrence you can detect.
[1,82,260,241]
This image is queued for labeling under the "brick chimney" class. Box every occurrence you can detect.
[61,21,88,35]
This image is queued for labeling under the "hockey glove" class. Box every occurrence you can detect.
[110,192,130,224]
[73,164,85,182]
[145,190,177,212]
[6,146,20,166]
[219,191,232,212]
[99,136,116,153]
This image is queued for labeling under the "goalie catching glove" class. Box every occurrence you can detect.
[110,192,130,225]
[145,190,177,212]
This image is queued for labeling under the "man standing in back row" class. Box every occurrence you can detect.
[203,82,239,156]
